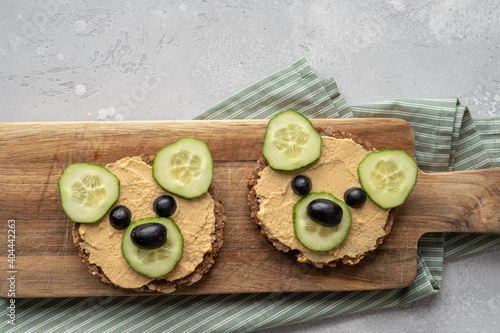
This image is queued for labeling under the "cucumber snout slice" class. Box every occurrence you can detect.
[153,137,213,199]
[58,163,120,223]
[293,192,352,252]
[358,150,418,209]
[122,217,183,278]
[263,110,322,170]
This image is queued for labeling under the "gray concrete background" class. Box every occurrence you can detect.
[1,0,499,332]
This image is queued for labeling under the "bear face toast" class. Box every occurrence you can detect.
[248,111,416,268]
[59,138,225,293]
[249,127,395,267]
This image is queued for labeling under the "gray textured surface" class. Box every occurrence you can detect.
[1,1,499,332]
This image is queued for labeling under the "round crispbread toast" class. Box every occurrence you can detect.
[248,127,396,268]
[72,154,225,293]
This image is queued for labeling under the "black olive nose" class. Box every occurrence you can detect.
[131,222,168,250]
[306,199,343,227]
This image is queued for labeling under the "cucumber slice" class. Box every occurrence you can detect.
[263,110,322,170]
[153,137,213,199]
[122,217,183,278]
[358,150,418,209]
[58,163,120,223]
[293,192,352,252]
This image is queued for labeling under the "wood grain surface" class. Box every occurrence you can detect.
[0,119,499,298]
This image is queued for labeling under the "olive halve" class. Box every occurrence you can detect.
[131,222,168,250]
[153,195,177,217]
[344,187,367,208]
[291,175,312,195]
[109,206,132,230]
[306,198,343,227]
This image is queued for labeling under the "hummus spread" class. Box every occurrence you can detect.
[254,137,390,264]
[79,156,215,289]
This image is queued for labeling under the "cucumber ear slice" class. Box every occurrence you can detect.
[263,110,322,171]
[153,137,213,199]
[58,163,120,223]
[358,150,418,209]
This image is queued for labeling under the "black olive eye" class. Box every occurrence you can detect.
[344,187,367,208]
[306,199,343,227]
[131,222,167,250]
[153,195,177,217]
[291,175,312,195]
[109,206,132,230]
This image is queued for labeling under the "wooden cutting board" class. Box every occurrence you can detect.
[1,119,499,298]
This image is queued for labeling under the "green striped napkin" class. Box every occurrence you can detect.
[2,58,499,333]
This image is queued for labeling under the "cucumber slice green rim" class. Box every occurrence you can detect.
[153,137,214,199]
[122,217,184,278]
[58,163,120,223]
[358,150,418,209]
[293,192,352,252]
[263,110,322,171]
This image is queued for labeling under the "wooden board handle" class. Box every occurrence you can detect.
[403,168,500,235]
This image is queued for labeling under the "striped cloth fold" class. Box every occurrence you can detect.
[2,58,499,333]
